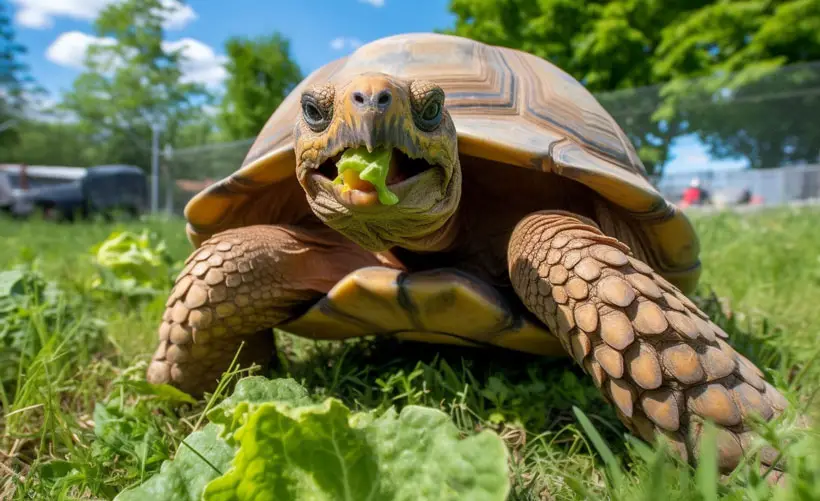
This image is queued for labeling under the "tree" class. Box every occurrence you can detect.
[650,0,820,169]
[60,0,212,170]
[444,0,820,173]
[0,0,38,147]
[442,0,702,174]
[218,34,302,140]
[3,120,107,166]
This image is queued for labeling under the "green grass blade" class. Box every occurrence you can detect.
[695,422,719,501]
[572,406,624,493]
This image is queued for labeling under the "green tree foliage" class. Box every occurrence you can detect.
[0,0,38,147]
[218,34,303,140]
[650,0,820,169]
[445,0,820,173]
[60,0,212,170]
[3,121,97,166]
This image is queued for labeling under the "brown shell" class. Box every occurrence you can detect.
[184,33,699,292]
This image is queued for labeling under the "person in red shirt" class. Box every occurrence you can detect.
[680,177,704,207]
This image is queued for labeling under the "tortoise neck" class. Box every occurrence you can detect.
[388,205,463,254]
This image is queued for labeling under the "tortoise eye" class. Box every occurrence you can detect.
[410,80,444,132]
[421,100,441,122]
[301,90,332,132]
[303,101,323,123]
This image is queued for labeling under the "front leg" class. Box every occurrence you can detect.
[146,224,389,396]
[508,211,790,472]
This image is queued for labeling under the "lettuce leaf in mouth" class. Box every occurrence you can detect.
[334,147,400,205]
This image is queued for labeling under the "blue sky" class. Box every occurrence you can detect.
[8,0,745,173]
[11,0,457,95]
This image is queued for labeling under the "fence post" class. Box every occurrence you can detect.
[163,144,174,215]
[150,122,161,213]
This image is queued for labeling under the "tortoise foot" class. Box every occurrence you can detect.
[147,224,384,396]
[508,211,795,474]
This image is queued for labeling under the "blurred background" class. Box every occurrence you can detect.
[2,0,819,217]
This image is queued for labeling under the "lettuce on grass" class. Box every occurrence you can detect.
[114,423,234,501]
[114,377,510,501]
[206,376,313,440]
[204,399,509,501]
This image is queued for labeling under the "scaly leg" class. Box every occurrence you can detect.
[508,211,791,472]
[146,224,389,396]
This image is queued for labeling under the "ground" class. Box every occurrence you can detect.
[0,207,818,500]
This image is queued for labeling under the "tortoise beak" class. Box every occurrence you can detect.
[359,113,378,153]
[343,79,397,153]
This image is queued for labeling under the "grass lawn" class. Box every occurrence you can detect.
[1,206,819,500]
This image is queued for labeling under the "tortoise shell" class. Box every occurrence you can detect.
[182,33,700,351]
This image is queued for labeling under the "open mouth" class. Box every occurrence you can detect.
[313,147,438,207]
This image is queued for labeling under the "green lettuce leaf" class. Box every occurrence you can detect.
[206,376,313,439]
[334,147,399,205]
[202,398,510,501]
[115,377,510,501]
[113,377,313,501]
[113,423,234,501]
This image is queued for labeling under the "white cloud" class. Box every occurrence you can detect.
[358,0,385,7]
[46,31,227,87]
[163,38,228,87]
[14,6,51,28]
[330,37,363,51]
[45,31,116,69]
[11,0,195,30]
[159,0,196,30]
[12,0,109,29]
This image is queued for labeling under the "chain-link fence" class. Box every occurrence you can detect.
[655,164,820,207]
[158,60,820,214]
[157,138,254,214]
[595,60,820,206]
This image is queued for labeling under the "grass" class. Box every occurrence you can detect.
[1,206,819,500]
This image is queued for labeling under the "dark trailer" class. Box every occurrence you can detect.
[13,164,149,220]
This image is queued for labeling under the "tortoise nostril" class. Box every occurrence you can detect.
[351,89,392,109]
[376,90,392,107]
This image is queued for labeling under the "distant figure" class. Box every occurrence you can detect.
[680,177,707,207]
[19,163,29,190]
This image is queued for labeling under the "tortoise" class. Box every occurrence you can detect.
[148,33,794,473]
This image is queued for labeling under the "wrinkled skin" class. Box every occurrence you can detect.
[294,73,462,253]
[147,72,799,479]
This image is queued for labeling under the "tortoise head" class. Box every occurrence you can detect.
[293,72,461,252]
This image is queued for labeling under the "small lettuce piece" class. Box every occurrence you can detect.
[93,230,172,285]
[114,423,234,501]
[202,398,511,501]
[335,147,399,205]
[90,230,175,298]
